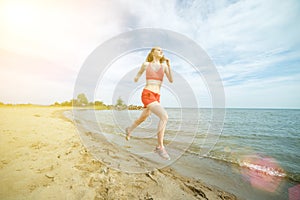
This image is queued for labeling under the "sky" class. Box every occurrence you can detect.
[0,0,300,108]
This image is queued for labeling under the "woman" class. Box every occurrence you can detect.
[125,47,173,160]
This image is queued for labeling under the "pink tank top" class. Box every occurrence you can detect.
[146,63,164,81]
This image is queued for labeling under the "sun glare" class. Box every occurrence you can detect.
[2,2,39,34]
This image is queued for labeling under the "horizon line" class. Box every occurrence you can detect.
[1,103,299,110]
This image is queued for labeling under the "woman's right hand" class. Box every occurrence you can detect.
[163,57,170,66]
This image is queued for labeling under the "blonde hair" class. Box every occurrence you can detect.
[146,47,165,63]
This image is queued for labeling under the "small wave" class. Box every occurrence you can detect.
[239,161,286,178]
[288,173,300,183]
[185,149,239,166]
[186,149,287,177]
[186,149,300,182]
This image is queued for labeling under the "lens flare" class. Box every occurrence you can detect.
[289,184,300,200]
[240,154,285,193]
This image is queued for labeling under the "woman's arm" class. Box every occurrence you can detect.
[164,59,173,83]
[134,62,148,82]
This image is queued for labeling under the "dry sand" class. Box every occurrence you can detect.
[0,106,237,200]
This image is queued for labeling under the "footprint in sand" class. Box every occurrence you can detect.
[30,142,47,150]
[36,165,54,173]
[0,160,9,169]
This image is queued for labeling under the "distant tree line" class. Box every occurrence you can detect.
[51,93,110,109]
[51,93,143,110]
[0,93,142,110]
[114,96,143,110]
[0,102,33,106]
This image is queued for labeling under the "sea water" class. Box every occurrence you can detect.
[68,108,300,199]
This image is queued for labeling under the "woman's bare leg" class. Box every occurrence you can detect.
[126,108,151,140]
[147,102,168,148]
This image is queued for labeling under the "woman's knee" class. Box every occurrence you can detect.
[140,115,148,122]
[135,117,145,124]
[161,112,168,122]
[136,112,150,124]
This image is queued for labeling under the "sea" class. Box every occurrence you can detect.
[66,108,300,200]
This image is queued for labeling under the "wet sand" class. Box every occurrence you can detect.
[0,106,237,199]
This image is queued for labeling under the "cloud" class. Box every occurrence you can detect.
[192,0,300,71]
[0,49,77,104]
[0,0,130,67]
[0,49,76,81]
[0,0,132,104]
[1,0,299,108]
[225,74,300,108]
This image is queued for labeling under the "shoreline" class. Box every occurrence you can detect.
[0,106,237,199]
[67,108,299,200]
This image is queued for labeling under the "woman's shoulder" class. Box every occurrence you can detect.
[143,61,151,65]
[142,62,151,68]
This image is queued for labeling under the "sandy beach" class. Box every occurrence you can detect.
[0,106,237,200]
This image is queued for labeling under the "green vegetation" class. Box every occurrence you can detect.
[51,93,111,110]
[114,96,143,110]
[0,93,143,110]
[51,93,143,110]
[114,96,127,110]
[0,102,34,107]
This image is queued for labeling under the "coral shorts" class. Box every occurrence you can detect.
[141,89,160,108]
